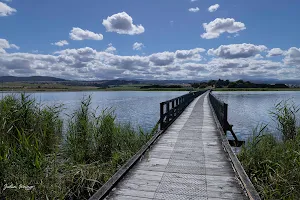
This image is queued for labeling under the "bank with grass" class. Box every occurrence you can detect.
[0,94,154,199]
[238,100,300,199]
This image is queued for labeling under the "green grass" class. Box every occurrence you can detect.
[0,82,100,92]
[0,82,192,92]
[97,85,192,91]
[0,94,154,199]
[238,101,300,199]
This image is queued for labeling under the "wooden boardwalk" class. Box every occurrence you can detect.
[105,92,247,200]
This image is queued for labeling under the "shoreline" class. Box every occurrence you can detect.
[0,88,191,93]
[213,88,300,92]
[1,88,300,92]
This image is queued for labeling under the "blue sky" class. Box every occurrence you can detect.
[1,0,300,80]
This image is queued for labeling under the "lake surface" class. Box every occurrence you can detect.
[0,91,188,132]
[213,91,300,140]
[2,91,300,140]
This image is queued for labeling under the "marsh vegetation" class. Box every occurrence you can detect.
[239,100,300,199]
[0,94,154,199]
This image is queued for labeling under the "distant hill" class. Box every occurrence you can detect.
[1,76,300,86]
[100,80,140,86]
[135,79,201,85]
[0,76,67,82]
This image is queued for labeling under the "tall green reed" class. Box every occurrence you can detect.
[239,100,300,199]
[0,94,64,199]
[1,94,154,199]
[270,99,299,141]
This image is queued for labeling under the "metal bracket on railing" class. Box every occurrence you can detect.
[225,122,245,147]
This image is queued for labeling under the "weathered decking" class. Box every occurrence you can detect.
[105,92,247,200]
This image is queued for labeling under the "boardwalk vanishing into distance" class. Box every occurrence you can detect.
[91,91,259,200]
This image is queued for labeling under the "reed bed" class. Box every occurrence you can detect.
[239,100,300,199]
[0,94,154,199]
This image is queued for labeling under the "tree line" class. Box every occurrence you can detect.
[191,79,289,89]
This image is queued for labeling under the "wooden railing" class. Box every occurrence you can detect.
[160,90,207,130]
[209,91,243,146]
[209,92,228,132]
[208,92,260,199]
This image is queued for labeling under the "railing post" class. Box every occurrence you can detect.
[160,102,164,130]
[176,98,179,115]
[179,97,182,113]
[172,100,175,118]
[166,102,170,122]
[223,103,228,132]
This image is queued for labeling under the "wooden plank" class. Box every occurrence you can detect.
[89,125,168,199]
[208,93,261,200]
[117,179,161,192]
[207,190,247,199]
[125,170,164,181]
[104,194,152,200]
[112,189,155,199]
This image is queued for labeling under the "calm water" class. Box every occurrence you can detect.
[213,91,300,140]
[0,91,187,132]
[2,91,300,140]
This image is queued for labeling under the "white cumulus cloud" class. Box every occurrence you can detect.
[0,2,16,16]
[102,12,145,35]
[175,48,205,60]
[105,43,117,54]
[1,43,298,81]
[254,54,264,59]
[133,42,145,51]
[208,4,220,12]
[201,18,246,39]
[69,27,103,41]
[52,40,69,47]
[206,57,285,79]
[189,7,200,12]
[283,47,300,66]
[0,38,19,53]
[208,43,267,59]
[267,48,285,57]
[149,52,175,66]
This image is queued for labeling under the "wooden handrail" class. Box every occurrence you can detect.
[208,92,261,200]
[209,91,244,146]
[160,90,207,130]
[208,92,228,132]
